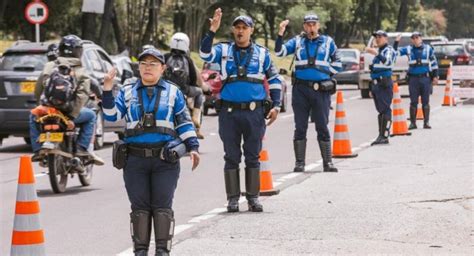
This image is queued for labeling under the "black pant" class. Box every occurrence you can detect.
[123,155,180,211]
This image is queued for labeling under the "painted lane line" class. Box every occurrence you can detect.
[175,224,194,235]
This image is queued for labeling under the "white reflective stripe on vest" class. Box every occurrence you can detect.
[228,73,265,80]
[221,44,229,79]
[258,48,266,74]
[165,86,177,122]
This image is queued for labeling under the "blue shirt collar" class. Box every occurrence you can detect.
[136,78,167,90]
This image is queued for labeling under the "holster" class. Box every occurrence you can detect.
[263,99,273,118]
[378,76,392,89]
[112,140,128,169]
[319,79,337,94]
[214,99,223,111]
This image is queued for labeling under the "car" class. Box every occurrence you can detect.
[359,32,412,98]
[111,55,134,80]
[334,48,360,85]
[423,36,448,46]
[0,40,126,148]
[454,38,474,55]
[200,62,288,115]
[431,41,472,80]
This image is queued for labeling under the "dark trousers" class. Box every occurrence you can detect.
[292,81,331,142]
[218,107,266,170]
[409,76,431,108]
[123,155,180,211]
[371,79,394,118]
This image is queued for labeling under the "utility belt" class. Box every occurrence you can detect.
[295,79,337,94]
[370,76,392,89]
[408,72,430,78]
[112,139,187,169]
[215,99,272,116]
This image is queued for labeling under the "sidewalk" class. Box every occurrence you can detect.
[173,104,473,255]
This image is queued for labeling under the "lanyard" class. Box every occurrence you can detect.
[232,44,254,70]
[304,37,321,64]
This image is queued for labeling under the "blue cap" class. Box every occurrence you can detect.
[232,15,254,27]
[303,14,319,23]
[372,30,388,37]
[411,31,422,38]
[138,48,165,64]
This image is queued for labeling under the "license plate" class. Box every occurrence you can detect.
[391,75,399,81]
[20,81,36,93]
[39,132,64,143]
[440,59,451,65]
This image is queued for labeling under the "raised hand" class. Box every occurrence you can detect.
[209,8,222,33]
[103,68,117,91]
[278,19,290,36]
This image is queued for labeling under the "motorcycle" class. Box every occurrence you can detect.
[35,107,94,193]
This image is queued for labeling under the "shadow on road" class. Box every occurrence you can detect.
[37,186,101,197]
[0,144,32,153]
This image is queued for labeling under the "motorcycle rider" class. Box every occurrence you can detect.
[164,32,206,139]
[30,34,104,165]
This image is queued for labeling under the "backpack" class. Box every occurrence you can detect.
[44,64,77,113]
[164,53,190,94]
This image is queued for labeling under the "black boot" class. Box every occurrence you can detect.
[245,167,263,212]
[318,140,338,172]
[380,115,391,144]
[423,105,431,129]
[293,139,306,172]
[224,169,240,212]
[153,208,174,256]
[130,210,152,256]
[371,114,385,146]
[409,106,417,130]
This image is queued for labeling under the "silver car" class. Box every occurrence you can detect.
[334,48,360,85]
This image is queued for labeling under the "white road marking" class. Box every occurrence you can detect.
[348,95,361,101]
[209,132,217,136]
[34,173,47,178]
[281,114,294,119]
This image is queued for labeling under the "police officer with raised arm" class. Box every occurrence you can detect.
[395,31,439,129]
[200,8,282,213]
[102,48,200,256]
[366,30,396,145]
[275,14,341,173]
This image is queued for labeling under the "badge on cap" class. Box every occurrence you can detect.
[249,102,256,111]
[313,82,319,91]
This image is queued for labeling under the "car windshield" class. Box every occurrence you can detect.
[0,53,47,71]
[432,44,465,55]
[339,50,357,60]
[387,36,411,48]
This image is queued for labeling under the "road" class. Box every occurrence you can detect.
[0,84,449,255]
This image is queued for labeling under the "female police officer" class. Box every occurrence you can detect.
[102,48,200,256]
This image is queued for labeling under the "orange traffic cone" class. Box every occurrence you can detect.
[11,156,46,256]
[332,91,358,158]
[442,63,456,106]
[416,96,424,120]
[391,83,412,136]
[259,137,280,196]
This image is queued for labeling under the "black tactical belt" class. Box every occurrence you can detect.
[125,127,177,138]
[225,77,264,84]
[221,100,264,111]
[408,73,429,78]
[127,143,166,158]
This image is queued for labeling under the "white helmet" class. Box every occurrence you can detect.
[170,32,190,53]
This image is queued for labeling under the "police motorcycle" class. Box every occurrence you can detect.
[35,66,97,193]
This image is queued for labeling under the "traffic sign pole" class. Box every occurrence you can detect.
[35,24,40,43]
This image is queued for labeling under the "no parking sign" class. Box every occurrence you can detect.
[24,1,49,42]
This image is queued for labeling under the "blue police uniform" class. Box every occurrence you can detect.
[396,32,438,129]
[274,13,341,173]
[200,15,282,213]
[102,48,198,255]
[369,30,396,145]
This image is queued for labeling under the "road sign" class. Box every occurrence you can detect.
[24,1,49,43]
[452,65,474,80]
[24,1,49,25]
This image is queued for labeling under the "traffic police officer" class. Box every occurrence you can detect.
[275,14,341,173]
[366,30,396,145]
[395,31,439,129]
[102,48,200,256]
[200,8,282,213]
